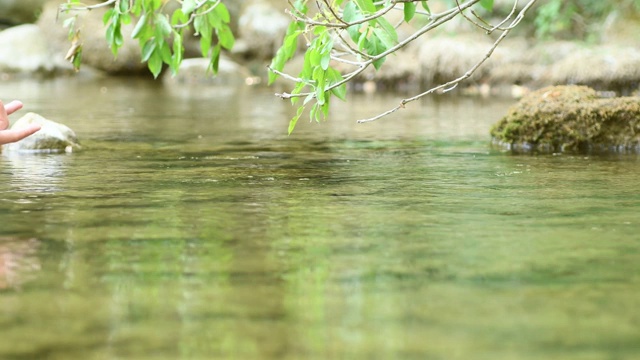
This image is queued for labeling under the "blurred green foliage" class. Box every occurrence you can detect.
[534,0,640,40]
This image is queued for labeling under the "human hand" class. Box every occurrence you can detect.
[0,100,41,145]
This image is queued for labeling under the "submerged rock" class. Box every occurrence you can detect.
[2,113,80,153]
[491,85,640,153]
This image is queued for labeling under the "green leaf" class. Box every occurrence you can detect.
[365,35,387,69]
[131,12,148,39]
[150,0,162,11]
[214,3,231,23]
[148,50,163,78]
[291,82,306,104]
[103,9,114,25]
[326,68,346,101]
[292,0,307,14]
[155,14,172,37]
[217,26,235,50]
[404,2,416,22]
[313,66,326,105]
[207,9,222,29]
[269,22,303,84]
[120,14,131,25]
[141,40,156,62]
[377,17,397,43]
[479,0,494,11]
[72,46,82,71]
[113,23,124,48]
[288,106,304,135]
[310,103,318,123]
[159,41,172,63]
[357,26,368,51]
[182,0,196,14]
[209,44,221,74]
[63,16,75,29]
[303,93,314,105]
[193,13,211,37]
[372,56,386,70]
[309,47,321,67]
[321,97,330,118]
[421,1,431,13]
[171,9,189,26]
[170,32,183,74]
[320,50,331,71]
[292,0,308,14]
[200,35,211,57]
[119,0,129,13]
[354,0,376,13]
[373,27,395,50]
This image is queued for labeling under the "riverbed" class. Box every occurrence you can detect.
[1,78,639,359]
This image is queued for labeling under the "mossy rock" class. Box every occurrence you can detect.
[491,85,640,153]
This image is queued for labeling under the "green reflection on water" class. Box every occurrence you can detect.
[0,79,639,359]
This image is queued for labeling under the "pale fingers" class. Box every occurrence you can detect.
[0,124,41,145]
[0,100,7,130]
[4,100,23,115]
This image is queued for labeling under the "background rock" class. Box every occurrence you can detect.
[163,56,250,87]
[0,24,71,75]
[0,0,48,26]
[235,0,290,61]
[542,47,640,95]
[418,35,507,87]
[37,0,146,75]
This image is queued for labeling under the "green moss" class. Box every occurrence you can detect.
[491,85,640,153]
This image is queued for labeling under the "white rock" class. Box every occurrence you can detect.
[2,112,80,153]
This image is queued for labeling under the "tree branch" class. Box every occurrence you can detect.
[357,0,538,123]
[60,0,116,11]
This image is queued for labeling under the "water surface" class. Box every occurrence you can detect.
[1,78,639,359]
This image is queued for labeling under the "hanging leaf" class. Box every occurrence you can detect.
[182,0,196,14]
[479,0,494,11]
[288,106,305,135]
[404,3,416,22]
[148,50,163,78]
[131,12,148,39]
[421,1,431,14]
[326,68,346,101]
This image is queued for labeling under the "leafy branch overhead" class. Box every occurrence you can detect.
[269,0,538,132]
[60,0,538,133]
[60,0,235,78]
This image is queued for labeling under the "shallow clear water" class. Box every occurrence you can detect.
[1,78,639,359]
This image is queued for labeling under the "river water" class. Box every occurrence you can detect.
[1,78,639,359]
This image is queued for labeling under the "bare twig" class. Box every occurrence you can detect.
[60,0,116,11]
[357,0,538,123]
[275,0,482,101]
[175,0,222,29]
[285,0,400,28]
